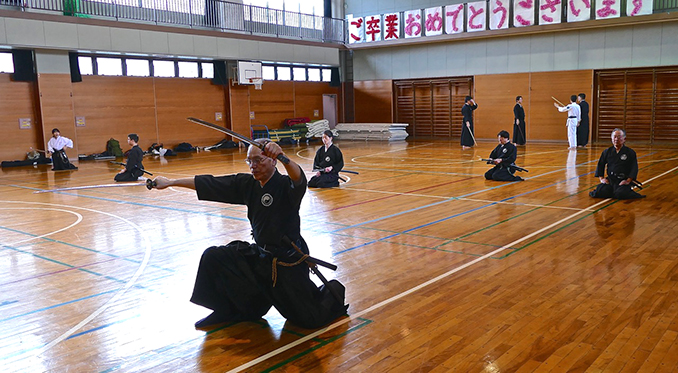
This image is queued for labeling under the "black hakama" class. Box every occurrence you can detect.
[577,101,590,147]
[513,103,526,145]
[51,149,78,171]
[461,103,478,147]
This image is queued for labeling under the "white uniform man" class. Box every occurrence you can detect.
[554,95,581,149]
[47,128,78,170]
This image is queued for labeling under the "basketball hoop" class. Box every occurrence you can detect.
[249,77,263,90]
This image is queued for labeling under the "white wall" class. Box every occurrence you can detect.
[352,22,678,80]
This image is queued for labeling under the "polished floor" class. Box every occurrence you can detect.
[2,139,678,372]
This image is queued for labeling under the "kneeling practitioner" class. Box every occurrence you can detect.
[484,130,524,182]
[589,128,645,199]
[152,140,348,329]
[308,130,344,188]
[47,128,78,171]
[115,134,145,182]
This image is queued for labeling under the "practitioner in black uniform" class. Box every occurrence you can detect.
[114,134,145,182]
[589,128,645,199]
[485,130,524,182]
[577,93,590,147]
[151,140,348,329]
[461,96,478,150]
[513,96,526,145]
[308,130,344,188]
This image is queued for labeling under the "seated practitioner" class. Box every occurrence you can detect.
[151,140,348,329]
[308,130,344,188]
[485,130,524,182]
[115,134,145,182]
[47,128,78,171]
[589,128,645,199]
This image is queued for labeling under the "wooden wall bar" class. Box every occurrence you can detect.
[474,73,530,140]
[37,73,77,155]
[71,76,157,155]
[354,80,393,123]
[529,70,594,142]
[0,75,41,160]
[154,77,228,148]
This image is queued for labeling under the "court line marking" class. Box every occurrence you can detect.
[226,164,678,373]
[336,187,588,212]
[0,200,152,358]
[0,208,83,246]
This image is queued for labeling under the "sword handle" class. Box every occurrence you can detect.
[276,153,290,165]
[146,179,157,190]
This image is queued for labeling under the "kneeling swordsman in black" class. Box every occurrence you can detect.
[590,128,645,199]
[152,140,348,329]
[115,133,145,182]
[308,130,344,188]
[485,130,524,182]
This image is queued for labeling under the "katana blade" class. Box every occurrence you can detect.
[34,179,156,194]
[186,117,290,165]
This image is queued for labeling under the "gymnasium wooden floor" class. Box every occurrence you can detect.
[2,138,678,373]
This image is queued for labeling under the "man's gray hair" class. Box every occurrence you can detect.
[612,128,626,137]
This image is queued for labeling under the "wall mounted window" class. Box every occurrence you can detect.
[78,56,93,75]
[201,62,213,79]
[308,68,320,82]
[153,60,175,77]
[97,57,123,76]
[321,68,332,82]
[292,67,306,81]
[126,59,150,77]
[178,61,199,78]
[0,52,15,73]
[277,66,291,81]
[262,65,275,80]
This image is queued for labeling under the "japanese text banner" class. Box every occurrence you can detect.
[627,0,653,16]
[567,0,592,22]
[490,0,509,30]
[425,6,444,36]
[467,1,487,32]
[365,15,382,42]
[539,0,562,24]
[404,10,423,38]
[383,13,400,40]
[514,0,536,26]
[348,16,364,43]
[445,4,465,34]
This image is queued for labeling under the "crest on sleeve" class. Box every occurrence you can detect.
[261,193,273,207]
[325,156,331,162]
[620,154,627,161]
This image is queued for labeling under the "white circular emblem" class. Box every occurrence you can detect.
[261,193,273,207]
[502,148,507,153]
[620,154,627,161]
[325,156,331,162]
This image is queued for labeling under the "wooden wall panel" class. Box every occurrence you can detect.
[249,80,295,127]
[474,73,530,140]
[293,81,340,122]
[354,80,393,123]
[0,74,41,161]
[229,83,251,139]
[530,70,594,142]
[37,73,77,155]
[72,76,156,155]
[155,77,227,148]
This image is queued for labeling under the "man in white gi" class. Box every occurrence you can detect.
[47,128,78,170]
[554,95,581,149]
